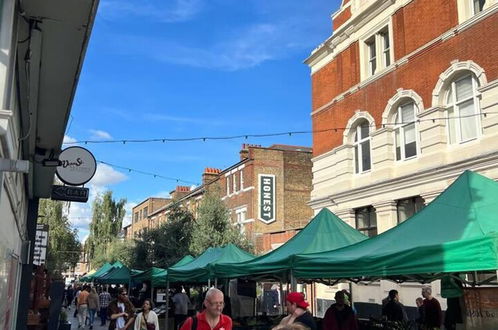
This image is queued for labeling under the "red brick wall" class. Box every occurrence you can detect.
[333,7,352,31]
[257,230,299,254]
[311,42,360,110]
[312,12,498,156]
[393,0,458,60]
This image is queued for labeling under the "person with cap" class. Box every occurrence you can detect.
[323,291,358,330]
[277,292,316,330]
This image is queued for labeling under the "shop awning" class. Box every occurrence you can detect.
[167,244,254,282]
[212,208,367,279]
[293,170,498,281]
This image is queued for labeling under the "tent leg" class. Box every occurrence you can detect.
[208,278,211,287]
[279,281,284,315]
[165,281,170,330]
[290,271,297,292]
[214,278,218,288]
[151,284,154,301]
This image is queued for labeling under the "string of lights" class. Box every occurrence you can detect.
[64,112,496,145]
[98,160,199,186]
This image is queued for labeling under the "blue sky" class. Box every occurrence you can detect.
[65,0,341,241]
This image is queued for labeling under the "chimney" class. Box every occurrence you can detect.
[170,186,191,200]
[240,143,262,160]
[202,168,221,185]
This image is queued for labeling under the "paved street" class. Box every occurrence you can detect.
[68,308,108,330]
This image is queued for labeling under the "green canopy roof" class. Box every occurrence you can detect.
[293,170,498,281]
[80,262,113,282]
[95,265,140,284]
[213,208,367,279]
[167,245,254,282]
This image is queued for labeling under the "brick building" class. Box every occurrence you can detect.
[132,144,313,253]
[307,0,498,308]
[131,197,171,238]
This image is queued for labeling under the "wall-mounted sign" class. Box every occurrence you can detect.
[33,224,49,266]
[51,185,89,203]
[258,174,276,224]
[56,146,96,186]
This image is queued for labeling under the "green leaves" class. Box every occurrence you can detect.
[37,199,81,276]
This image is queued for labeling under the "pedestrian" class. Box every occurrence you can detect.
[66,285,74,310]
[180,288,232,330]
[134,299,159,330]
[415,297,425,329]
[323,291,358,330]
[88,287,100,329]
[74,286,81,318]
[77,286,90,329]
[382,290,407,322]
[108,287,135,330]
[421,287,442,329]
[99,286,112,326]
[277,292,316,330]
[172,285,191,329]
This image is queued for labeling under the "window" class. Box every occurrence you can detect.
[143,207,148,217]
[363,27,392,78]
[355,206,377,237]
[240,170,244,190]
[236,208,247,234]
[395,101,418,160]
[446,74,480,143]
[473,0,486,14]
[353,120,371,173]
[139,209,143,220]
[233,173,237,192]
[134,212,139,223]
[226,176,230,195]
[397,196,425,224]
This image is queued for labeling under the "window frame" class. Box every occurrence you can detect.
[355,206,378,237]
[396,196,425,224]
[353,120,372,174]
[361,23,393,79]
[445,73,481,144]
[472,0,486,15]
[394,100,419,161]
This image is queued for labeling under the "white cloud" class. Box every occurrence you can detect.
[89,129,113,140]
[100,0,203,23]
[63,135,77,145]
[89,163,128,186]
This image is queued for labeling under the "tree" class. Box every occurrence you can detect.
[38,199,81,276]
[86,191,126,267]
[190,189,253,255]
[130,204,195,269]
[91,239,135,269]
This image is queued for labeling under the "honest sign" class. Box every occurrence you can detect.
[259,174,275,223]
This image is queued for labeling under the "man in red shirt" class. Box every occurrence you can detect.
[180,288,232,330]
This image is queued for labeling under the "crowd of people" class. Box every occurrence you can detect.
[63,282,449,330]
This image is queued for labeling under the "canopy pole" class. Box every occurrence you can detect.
[214,278,218,288]
[151,283,154,301]
[279,281,284,315]
[208,278,211,287]
[290,270,297,292]
[165,281,170,330]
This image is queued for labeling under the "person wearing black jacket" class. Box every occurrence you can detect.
[382,290,407,322]
[277,292,316,330]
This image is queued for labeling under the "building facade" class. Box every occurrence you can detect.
[307,0,498,308]
[0,0,97,327]
[132,144,313,253]
[130,197,171,238]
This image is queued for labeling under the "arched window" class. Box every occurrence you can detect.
[446,74,480,143]
[353,120,371,173]
[394,101,418,160]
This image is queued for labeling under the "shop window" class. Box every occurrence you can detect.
[355,206,377,237]
[446,74,481,144]
[397,196,425,223]
[395,101,418,160]
[353,120,372,173]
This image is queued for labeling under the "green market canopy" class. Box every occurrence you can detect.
[95,265,141,284]
[293,170,498,282]
[167,244,254,283]
[132,256,195,287]
[212,208,367,280]
[80,262,116,282]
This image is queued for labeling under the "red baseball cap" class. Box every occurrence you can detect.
[286,292,309,309]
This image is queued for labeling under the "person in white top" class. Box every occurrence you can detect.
[172,286,191,329]
[134,299,159,330]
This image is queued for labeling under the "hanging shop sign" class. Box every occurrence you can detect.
[51,185,89,203]
[33,224,49,266]
[258,174,276,224]
[56,146,97,186]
